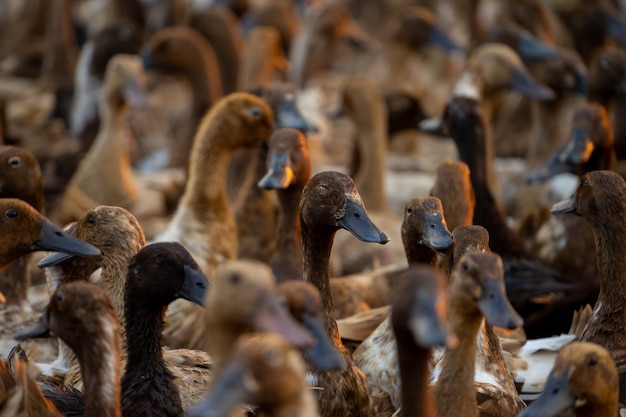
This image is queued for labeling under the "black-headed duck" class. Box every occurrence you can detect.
[142,25,223,168]
[551,170,626,405]
[392,265,449,417]
[53,54,146,226]
[519,342,618,417]
[190,333,319,417]
[156,92,274,350]
[299,170,388,417]
[121,242,208,417]
[433,252,523,417]
[353,196,453,417]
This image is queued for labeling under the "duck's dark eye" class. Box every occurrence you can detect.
[406,206,413,213]
[5,209,18,220]
[230,272,241,285]
[87,215,97,225]
[55,292,64,304]
[588,355,598,366]
[319,184,329,193]
[246,107,263,118]
[582,178,590,187]
[8,156,20,167]
[461,261,469,272]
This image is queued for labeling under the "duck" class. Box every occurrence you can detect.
[189,333,319,417]
[141,25,223,169]
[519,342,618,417]
[196,258,314,378]
[392,265,449,417]
[52,53,150,226]
[433,251,524,417]
[352,196,453,417]
[155,92,274,350]
[551,170,626,405]
[299,170,388,417]
[10,281,122,417]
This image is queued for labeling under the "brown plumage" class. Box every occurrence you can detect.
[430,160,475,232]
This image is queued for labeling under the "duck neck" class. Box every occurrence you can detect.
[75,318,122,417]
[396,329,436,417]
[0,256,30,305]
[406,244,439,267]
[573,396,618,417]
[265,389,320,417]
[585,143,616,172]
[206,322,252,378]
[100,261,132,351]
[435,300,482,417]
[273,183,305,282]
[593,217,626,306]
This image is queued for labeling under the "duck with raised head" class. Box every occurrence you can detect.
[142,25,223,168]
[392,265,449,417]
[299,170,388,417]
[353,196,453,417]
[155,92,274,350]
[190,333,319,417]
[551,170,626,406]
[433,251,523,417]
[519,342,618,417]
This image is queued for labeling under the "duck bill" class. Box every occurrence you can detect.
[14,313,50,341]
[428,26,465,53]
[37,251,77,268]
[33,218,101,258]
[337,197,390,244]
[421,213,453,255]
[276,96,317,132]
[189,363,250,417]
[518,371,576,417]
[509,67,555,100]
[409,297,448,348]
[550,196,577,214]
[178,265,209,307]
[122,78,148,108]
[301,313,346,371]
[258,152,295,189]
[560,128,594,165]
[476,278,523,330]
[517,32,558,61]
[418,116,448,138]
[255,291,315,350]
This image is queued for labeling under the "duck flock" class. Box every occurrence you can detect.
[0,0,626,416]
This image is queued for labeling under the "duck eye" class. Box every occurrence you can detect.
[87,215,97,225]
[5,209,18,220]
[264,348,281,366]
[319,184,329,193]
[406,206,413,213]
[230,272,241,285]
[588,355,598,366]
[246,107,263,118]
[8,156,20,167]
[55,292,64,304]
[582,178,590,187]
[461,261,469,272]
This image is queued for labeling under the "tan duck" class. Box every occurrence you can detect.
[52,54,148,226]
[155,92,274,350]
[519,341,618,417]
[430,160,475,232]
[432,252,523,417]
[353,196,453,417]
[551,170,626,405]
[190,333,320,417]
[299,170,388,417]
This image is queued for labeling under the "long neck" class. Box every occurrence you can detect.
[265,389,320,417]
[591,217,626,310]
[0,256,30,305]
[396,330,436,417]
[406,244,439,267]
[100,261,131,350]
[272,183,304,282]
[75,321,122,417]
[435,300,482,417]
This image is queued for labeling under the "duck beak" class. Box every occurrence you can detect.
[254,291,315,349]
[178,265,209,307]
[476,278,524,330]
[122,77,148,108]
[258,152,295,189]
[276,96,318,133]
[559,128,594,165]
[418,116,449,138]
[421,213,454,255]
[517,32,558,61]
[518,371,576,417]
[409,295,448,348]
[551,196,577,214]
[509,67,555,100]
[337,196,390,244]
[14,312,50,341]
[428,26,465,54]
[33,218,101,259]
[188,362,250,417]
[300,312,346,370]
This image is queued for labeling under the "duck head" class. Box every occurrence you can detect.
[190,333,312,417]
[527,104,614,183]
[300,171,389,244]
[102,54,148,110]
[0,199,100,270]
[392,265,449,349]
[588,46,626,101]
[452,252,523,330]
[251,81,316,133]
[205,259,314,350]
[278,280,346,371]
[258,128,311,190]
[480,27,558,62]
[390,6,464,54]
[0,146,44,212]
[519,342,618,417]
[402,197,454,257]
[450,225,490,265]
